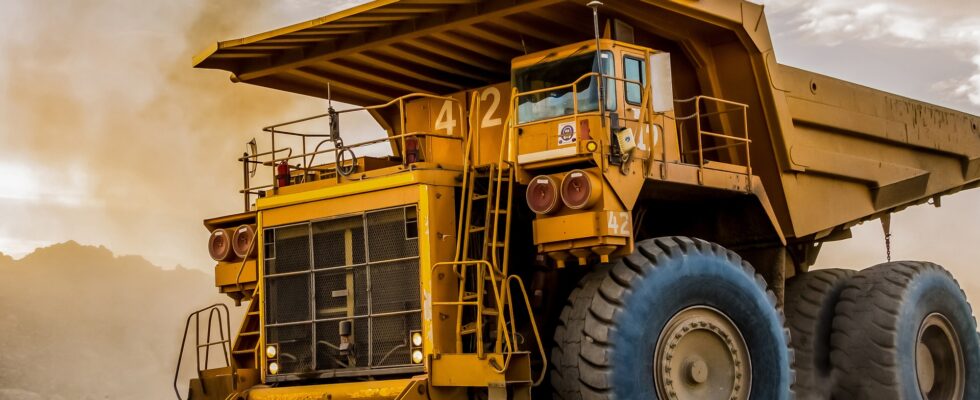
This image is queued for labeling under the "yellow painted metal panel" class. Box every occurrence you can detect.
[263,185,419,227]
[247,378,412,400]
[256,169,458,211]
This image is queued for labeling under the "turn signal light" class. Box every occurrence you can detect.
[526,175,560,215]
[560,170,602,210]
[208,228,236,262]
[232,224,257,259]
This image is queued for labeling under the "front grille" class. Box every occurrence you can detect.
[263,205,422,381]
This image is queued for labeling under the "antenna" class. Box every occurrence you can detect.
[588,1,606,128]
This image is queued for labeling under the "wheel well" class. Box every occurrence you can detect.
[632,192,789,304]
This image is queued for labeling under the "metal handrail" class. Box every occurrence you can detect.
[174,304,235,400]
[237,92,467,211]
[674,95,752,187]
[512,71,643,128]
[431,260,512,368]
[503,275,547,386]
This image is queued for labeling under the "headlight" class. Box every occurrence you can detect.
[268,361,279,375]
[526,175,560,215]
[411,349,424,364]
[560,170,602,210]
[232,224,257,259]
[208,228,236,262]
[265,345,277,359]
[411,331,423,347]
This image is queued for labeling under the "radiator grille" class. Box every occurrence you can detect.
[263,205,422,381]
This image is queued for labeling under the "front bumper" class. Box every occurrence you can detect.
[247,377,423,400]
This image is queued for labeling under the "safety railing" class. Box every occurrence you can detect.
[430,260,546,386]
[174,304,235,400]
[510,71,651,172]
[238,93,467,211]
[674,95,752,188]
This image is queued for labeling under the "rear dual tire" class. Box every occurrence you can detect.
[784,268,855,399]
[550,237,793,400]
[831,262,980,400]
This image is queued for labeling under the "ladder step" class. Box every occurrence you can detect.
[487,242,506,248]
[247,311,259,316]
[468,226,486,233]
[471,194,489,201]
[482,309,499,317]
[232,350,255,355]
[238,331,260,337]
[460,323,477,335]
[462,293,479,301]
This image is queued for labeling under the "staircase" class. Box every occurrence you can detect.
[231,290,261,369]
[427,94,544,399]
[454,162,515,356]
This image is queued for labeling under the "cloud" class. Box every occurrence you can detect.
[0,0,366,269]
[761,0,980,107]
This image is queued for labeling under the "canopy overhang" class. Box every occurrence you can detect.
[192,0,754,106]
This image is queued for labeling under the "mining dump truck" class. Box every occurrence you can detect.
[174,1,980,399]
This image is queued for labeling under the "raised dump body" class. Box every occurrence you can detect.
[775,65,980,239]
[176,1,980,400]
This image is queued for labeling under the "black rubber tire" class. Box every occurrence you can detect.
[830,261,980,399]
[784,268,855,399]
[550,236,794,399]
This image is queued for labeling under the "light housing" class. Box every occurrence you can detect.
[232,224,257,259]
[208,228,236,262]
[411,331,423,347]
[265,345,278,359]
[560,170,602,210]
[268,361,280,375]
[526,175,561,215]
[411,349,424,364]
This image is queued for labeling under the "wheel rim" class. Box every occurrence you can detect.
[654,306,751,400]
[916,313,964,400]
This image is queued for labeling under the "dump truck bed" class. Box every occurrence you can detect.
[774,65,980,241]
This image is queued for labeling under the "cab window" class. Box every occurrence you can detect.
[624,56,646,105]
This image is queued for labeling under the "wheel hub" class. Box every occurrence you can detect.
[916,313,964,400]
[654,306,751,400]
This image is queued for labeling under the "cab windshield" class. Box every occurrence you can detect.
[513,51,615,124]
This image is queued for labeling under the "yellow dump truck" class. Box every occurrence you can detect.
[174,1,980,400]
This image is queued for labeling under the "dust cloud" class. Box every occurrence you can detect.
[0,242,226,400]
[0,0,354,270]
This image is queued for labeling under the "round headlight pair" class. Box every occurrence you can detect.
[526,170,602,215]
[208,224,257,262]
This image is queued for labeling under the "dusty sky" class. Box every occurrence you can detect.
[0,0,977,292]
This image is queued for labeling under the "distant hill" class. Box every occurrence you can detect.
[0,242,233,400]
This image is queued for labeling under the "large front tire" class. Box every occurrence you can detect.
[550,237,793,400]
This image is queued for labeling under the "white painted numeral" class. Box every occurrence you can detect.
[607,212,631,236]
[480,87,502,128]
[435,100,457,135]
